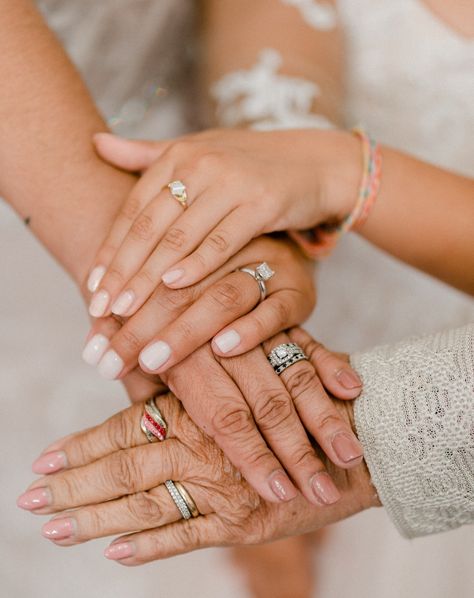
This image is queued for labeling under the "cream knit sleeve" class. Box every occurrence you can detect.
[351,324,474,538]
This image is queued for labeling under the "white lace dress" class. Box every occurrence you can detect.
[0,1,472,597]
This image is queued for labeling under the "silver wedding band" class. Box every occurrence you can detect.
[238,262,275,302]
[267,343,308,375]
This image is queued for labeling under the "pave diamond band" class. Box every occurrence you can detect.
[165,480,193,520]
[167,180,188,208]
[267,342,308,375]
[238,262,275,302]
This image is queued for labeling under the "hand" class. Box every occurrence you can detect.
[83,236,316,379]
[87,128,360,317]
[19,394,379,565]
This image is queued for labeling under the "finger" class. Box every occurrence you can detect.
[20,438,188,515]
[166,345,298,504]
[93,133,172,172]
[41,482,207,546]
[161,207,261,289]
[104,514,228,565]
[262,337,364,470]
[212,288,312,357]
[137,271,261,375]
[221,346,341,507]
[288,328,362,399]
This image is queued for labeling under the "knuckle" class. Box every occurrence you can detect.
[313,410,343,433]
[268,299,292,329]
[127,492,163,524]
[105,267,125,286]
[291,446,318,469]
[121,196,142,221]
[211,404,254,439]
[161,227,188,251]
[106,410,136,451]
[253,391,293,432]
[109,450,143,494]
[79,508,109,538]
[173,318,195,341]
[176,521,202,548]
[136,267,155,286]
[152,286,194,313]
[284,366,315,399]
[195,151,223,172]
[203,232,230,254]
[130,214,154,241]
[118,328,143,354]
[209,281,242,311]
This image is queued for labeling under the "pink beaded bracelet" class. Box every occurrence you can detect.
[289,127,383,258]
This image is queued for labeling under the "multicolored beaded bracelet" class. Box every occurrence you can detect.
[289,127,383,258]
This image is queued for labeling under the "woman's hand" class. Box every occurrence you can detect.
[19,393,379,565]
[83,236,315,379]
[87,128,360,317]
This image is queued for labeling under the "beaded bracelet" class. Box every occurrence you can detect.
[289,127,382,258]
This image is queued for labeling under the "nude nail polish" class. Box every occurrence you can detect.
[97,350,124,380]
[104,542,134,560]
[89,290,110,318]
[162,269,184,285]
[32,451,67,475]
[82,334,109,366]
[42,518,75,540]
[213,330,241,354]
[336,369,362,390]
[139,341,171,371]
[17,487,51,511]
[111,290,135,315]
[87,266,106,293]
[332,433,363,465]
[268,471,297,502]
[311,473,341,505]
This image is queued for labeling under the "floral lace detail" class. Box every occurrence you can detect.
[211,49,333,130]
[352,324,474,538]
[281,0,337,30]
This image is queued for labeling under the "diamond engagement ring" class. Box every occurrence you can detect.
[238,262,275,302]
[267,343,308,375]
[167,180,188,208]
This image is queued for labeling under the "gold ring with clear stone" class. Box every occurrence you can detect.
[167,180,188,209]
[238,262,275,302]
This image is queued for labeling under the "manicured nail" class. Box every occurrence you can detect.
[82,334,109,366]
[17,487,51,511]
[311,473,341,505]
[268,471,297,502]
[89,290,110,318]
[213,330,241,354]
[111,290,135,315]
[332,433,363,465]
[336,369,362,390]
[87,266,106,293]
[104,542,134,560]
[98,350,124,380]
[32,451,67,475]
[139,341,171,371]
[162,269,184,285]
[42,518,75,541]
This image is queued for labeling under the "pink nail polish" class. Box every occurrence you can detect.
[111,290,135,316]
[311,473,341,505]
[104,542,134,560]
[17,487,51,511]
[42,518,74,540]
[32,451,67,475]
[332,433,363,465]
[336,369,362,390]
[269,471,297,502]
[162,269,184,285]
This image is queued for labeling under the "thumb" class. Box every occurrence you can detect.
[93,132,170,172]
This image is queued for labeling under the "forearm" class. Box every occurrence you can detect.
[0,0,136,287]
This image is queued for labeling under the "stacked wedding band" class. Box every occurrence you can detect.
[267,343,308,375]
[167,180,188,208]
[165,480,200,520]
[238,262,275,302]
[140,397,168,442]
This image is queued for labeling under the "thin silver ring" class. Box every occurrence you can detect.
[165,480,192,520]
[267,343,308,375]
[238,262,275,303]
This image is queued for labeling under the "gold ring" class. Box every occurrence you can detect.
[174,481,200,518]
[140,397,168,443]
[167,180,188,209]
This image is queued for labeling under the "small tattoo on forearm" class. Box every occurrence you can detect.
[24,216,31,227]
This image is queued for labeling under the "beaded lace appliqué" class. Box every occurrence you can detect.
[281,0,337,30]
[211,49,333,130]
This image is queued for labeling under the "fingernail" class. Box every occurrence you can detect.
[87,266,106,293]
[311,473,341,505]
[42,518,75,540]
[17,487,51,511]
[89,290,110,318]
[32,451,67,475]
[139,341,171,371]
[82,334,109,366]
[104,542,134,560]
[268,471,297,502]
[332,433,364,465]
[162,269,184,285]
[111,290,135,315]
[213,330,241,354]
[97,350,124,380]
[336,369,362,390]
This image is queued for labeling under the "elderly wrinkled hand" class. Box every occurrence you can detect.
[18,389,378,565]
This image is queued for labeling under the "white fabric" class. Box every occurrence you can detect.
[280,0,338,31]
[352,325,474,538]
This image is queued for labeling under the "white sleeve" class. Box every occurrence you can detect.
[351,324,474,538]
